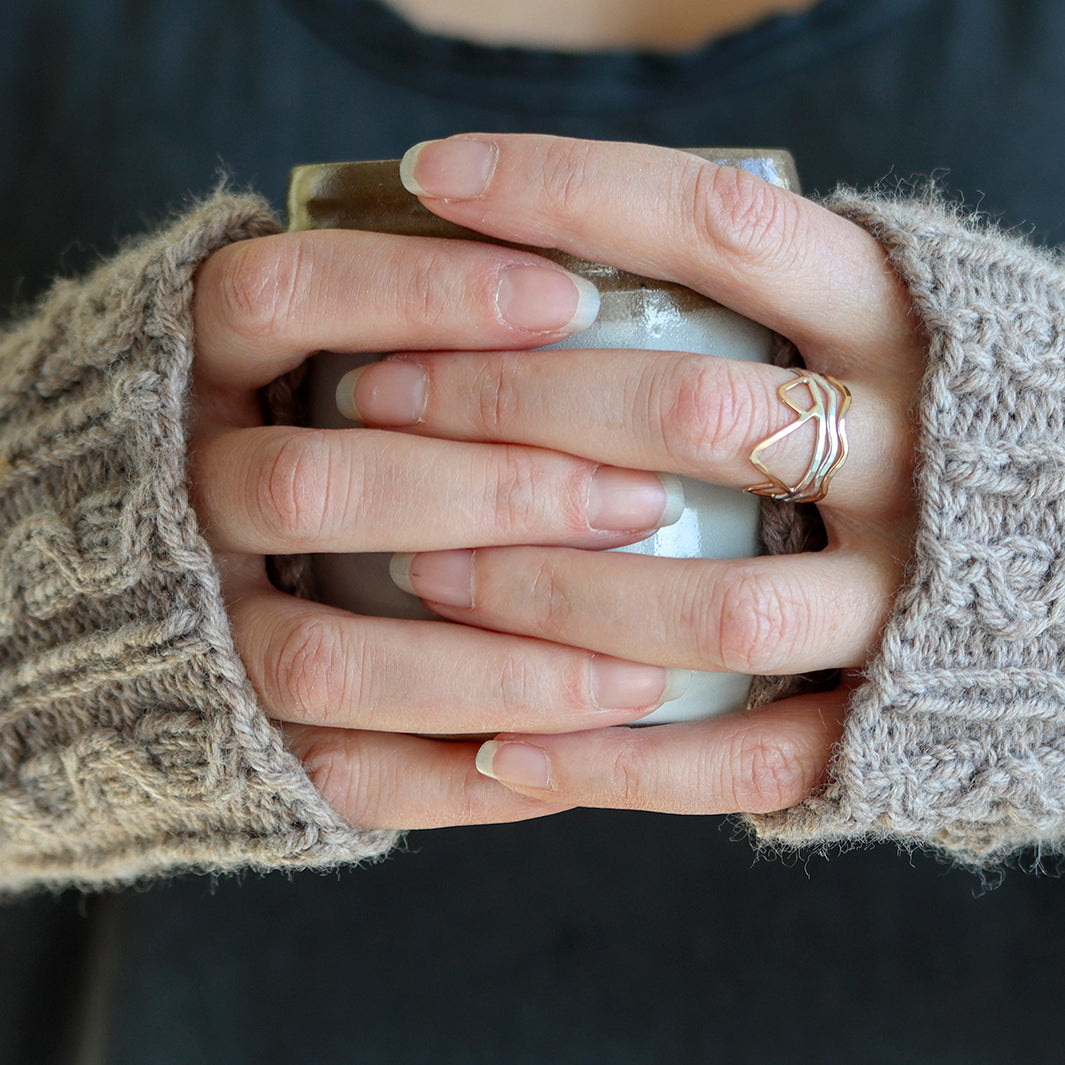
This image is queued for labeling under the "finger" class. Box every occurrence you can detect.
[231,592,693,734]
[284,725,571,828]
[192,228,600,390]
[400,134,920,374]
[339,349,911,515]
[472,688,848,814]
[392,546,898,674]
[189,425,683,554]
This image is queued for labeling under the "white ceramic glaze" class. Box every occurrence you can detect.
[296,149,797,725]
[308,291,774,724]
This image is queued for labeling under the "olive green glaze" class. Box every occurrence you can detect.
[286,148,799,306]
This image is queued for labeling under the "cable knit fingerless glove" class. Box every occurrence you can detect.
[748,192,1065,865]
[0,193,397,895]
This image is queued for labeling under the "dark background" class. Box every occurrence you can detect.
[7,817,1065,1063]
[3,1,1065,1061]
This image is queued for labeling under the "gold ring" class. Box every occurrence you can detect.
[744,370,851,504]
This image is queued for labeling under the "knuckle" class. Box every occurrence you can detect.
[529,555,575,636]
[250,431,335,548]
[214,235,308,343]
[292,729,350,802]
[268,612,350,723]
[488,447,555,537]
[495,650,592,724]
[705,567,799,674]
[538,139,597,224]
[457,761,509,826]
[474,358,522,439]
[401,246,454,330]
[451,777,482,827]
[658,356,763,466]
[690,163,804,270]
[608,734,645,807]
[495,651,590,724]
[731,727,811,812]
[496,652,540,720]
[296,729,384,824]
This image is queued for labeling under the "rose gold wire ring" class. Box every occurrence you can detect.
[744,369,852,504]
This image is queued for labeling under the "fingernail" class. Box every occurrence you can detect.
[400,137,497,200]
[590,655,693,710]
[390,550,474,608]
[476,741,552,790]
[496,265,600,334]
[663,668,694,702]
[587,468,685,532]
[336,361,428,425]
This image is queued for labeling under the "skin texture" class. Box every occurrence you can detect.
[189,133,922,828]
[383,0,821,52]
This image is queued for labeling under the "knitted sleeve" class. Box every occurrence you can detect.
[747,192,1065,866]
[0,193,399,895]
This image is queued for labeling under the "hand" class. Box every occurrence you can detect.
[337,134,923,814]
[187,220,690,829]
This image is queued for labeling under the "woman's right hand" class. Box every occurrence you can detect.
[186,226,686,830]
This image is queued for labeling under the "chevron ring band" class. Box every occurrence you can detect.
[744,370,851,505]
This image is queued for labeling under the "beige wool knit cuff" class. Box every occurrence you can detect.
[0,194,399,895]
[748,192,1065,865]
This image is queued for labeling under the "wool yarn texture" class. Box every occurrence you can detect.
[0,194,398,895]
[1,188,1064,893]
[748,191,1065,864]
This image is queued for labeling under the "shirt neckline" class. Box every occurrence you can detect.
[281,0,930,112]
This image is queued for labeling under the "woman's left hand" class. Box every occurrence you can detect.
[342,134,924,814]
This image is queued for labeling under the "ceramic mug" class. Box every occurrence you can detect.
[287,148,799,723]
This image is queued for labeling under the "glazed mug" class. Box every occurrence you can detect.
[287,148,799,723]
